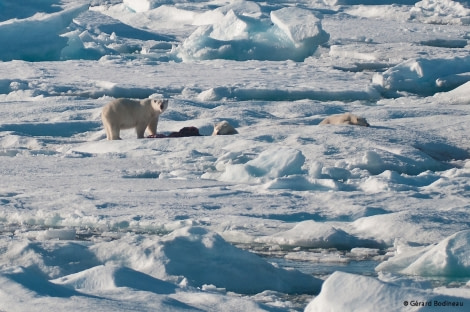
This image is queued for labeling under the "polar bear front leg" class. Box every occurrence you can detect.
[136,123,147,139]
[146,117,159,136]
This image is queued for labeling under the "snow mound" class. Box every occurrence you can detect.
[0,134,42,151]
[123,0,162,13]
[203,147,305,184]
[346,0,470,25]
[373,56,470,96]
[304,271,470,312]
[264,175,338,191]
[52,264,177,294]
[93,227,323,294]
[351,211,451,246]
[0,239,101,279]
[434,80,470,104]
[350,147,453,176]
[359,170,441,193]
[270,7,330,48]
[326,0,420,4]
[377,230,470,277]
[37,228,77,240]
[176,5,329,61]
[162,227,322,294]
[123,0,207,13]
[411,0,470,25]
[0,0,62,22]
[0,3,88,61]
[255,220,379,250]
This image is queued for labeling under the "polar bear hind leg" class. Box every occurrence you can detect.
[102,113,120,140]
[109,124,122,140]
[103,121,112,140]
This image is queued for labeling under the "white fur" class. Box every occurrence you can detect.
[101,98,168,140]
[319,112,369,127]
[212,120,238,135]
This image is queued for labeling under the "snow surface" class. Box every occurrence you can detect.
[1,0,470,311]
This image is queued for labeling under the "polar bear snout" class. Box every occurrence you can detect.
[353,116,370,127]
[359,118,370,127]
[152,99,168,113]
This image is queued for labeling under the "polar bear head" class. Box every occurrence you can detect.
[212,120,238,135]
[350,114,370,127]
[150,99,169,114]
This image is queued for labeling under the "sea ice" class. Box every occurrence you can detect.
[373,56,470,96]
[377,230,470,277]
[270,7,330,48]
[255,220,378,249]
[304,271,470,312]
[0,2,88,61]
[434,80,470,104]
[209,10,250,41]
[203,147,305,183]
[91,226,323,294]
[123,0,161,13]
[1,0,470,310]
[176,4,329,61]
[52,264,177,293]
[411,0,470,24]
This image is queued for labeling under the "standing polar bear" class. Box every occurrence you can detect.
[102,98,168,140]
[319,112,370,127]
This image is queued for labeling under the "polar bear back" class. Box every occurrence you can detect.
[102,98,158,129]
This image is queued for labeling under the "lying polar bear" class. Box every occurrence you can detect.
[320,112,370,127]
[102,98,168,140]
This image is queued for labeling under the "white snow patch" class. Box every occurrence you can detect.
[203,147,305,184]
[176,5,329,61]
[270,7,329,47]
[91,227,323,294]
[411,0,470,24]
[255,220,377,249]
[0,3,89,61]
[377,230,470,277]
[373,56,470,96]
[305,271,470,312]
[434,80,470,104]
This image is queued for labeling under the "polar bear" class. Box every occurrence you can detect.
[212,120,238,135]
[101,98,168,140]
[319,112,369,127]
